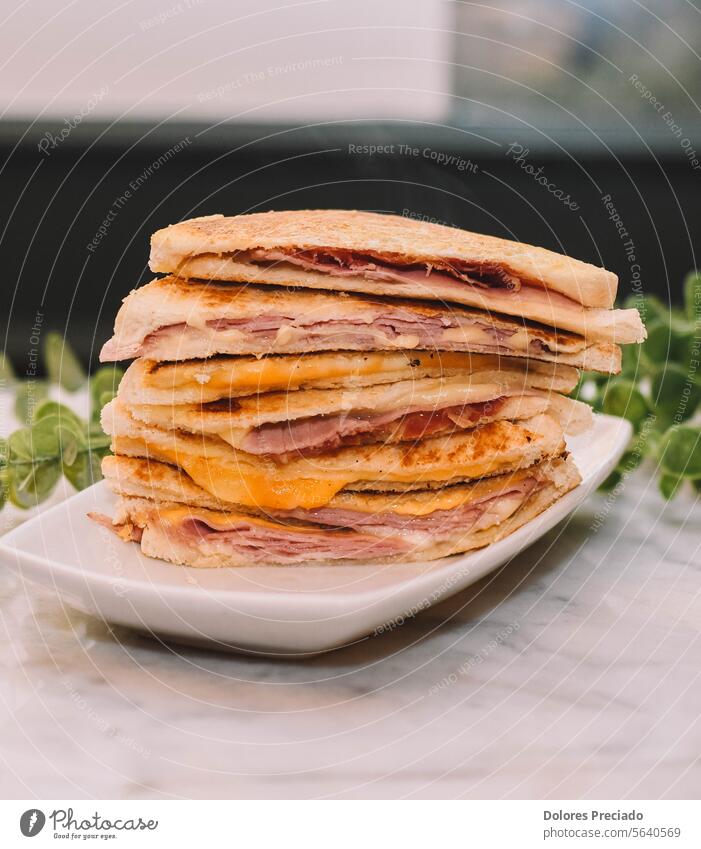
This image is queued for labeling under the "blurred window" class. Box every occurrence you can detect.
[452,0,701,140]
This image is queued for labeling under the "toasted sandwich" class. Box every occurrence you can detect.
[122,367,591,458]
[117,350,580,405]
[102,399,568,511]
[149,210,645,343]
[100,276,624,372]
[95,453,581,566]
[90,209,642,568]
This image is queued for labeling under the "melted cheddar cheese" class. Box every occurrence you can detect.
[146,351,483,395]
[112,414,538,511]
[114,437,350,509]
[156,504,325,534]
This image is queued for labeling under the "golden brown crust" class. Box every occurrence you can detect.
[125,383,590,440]
[100,277,622,373]
[149,210,618,308]
[118,351,579,404]
[102,398,566,490]
[169,256,643,344]
[101,453,574,515]
[100,454,581,566]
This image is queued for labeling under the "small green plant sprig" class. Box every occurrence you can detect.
[575,271,701,499]
[0,333,123,511]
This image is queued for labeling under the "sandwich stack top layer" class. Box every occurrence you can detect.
[150,209,616,307]
[147,210,645,345]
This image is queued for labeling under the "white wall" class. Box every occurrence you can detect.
[1,0,451,122]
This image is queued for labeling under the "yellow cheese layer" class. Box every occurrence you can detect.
[146,351,481,394]
[156,504,326,535]
[114,437,350,510]
[113,431,522,512]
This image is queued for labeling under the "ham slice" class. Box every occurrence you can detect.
[92,476,540,563]
[241,248,645,345]
[136,311,534,361]
[276,478,539,540]
[240,398,507,458]
[176,516,409,563]
[248,248,523,291]
[204,310,454,341]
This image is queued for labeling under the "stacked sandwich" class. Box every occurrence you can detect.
[95,210,645,567]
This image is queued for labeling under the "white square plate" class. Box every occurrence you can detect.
[0,415,631,655]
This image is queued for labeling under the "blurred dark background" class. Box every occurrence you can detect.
[2,0,700,368]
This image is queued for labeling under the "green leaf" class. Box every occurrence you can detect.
[620,342,646,380]
[8,459,61,509]
[43,332,86,391]
[599,378,650,429]
[616,448,644,474]
[659,473,683,500]
[650,363,701,427]
[570,372,586,401]
[25,417,62,459]
[598,470,622,492]
[658,425,701,479]
[641,317,694,372]
[39,414,88,465]
[14,380,49,425]
[8,428,37,463]
[63,449,105,491]
[683,271,701,323]
[622,292,668,325]
[33,399,84,430]
[99,390,116,410]
[89,366,124,422]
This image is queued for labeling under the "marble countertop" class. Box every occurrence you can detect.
[1,456,700,799]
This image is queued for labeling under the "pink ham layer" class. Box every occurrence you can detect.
[101,311,549,362]
[248,248,522,291]
[90,476,541,564]
[248,248,590,315]
[90,511,409,562]
[239,398,508,457]
[273,477,539,538]
[182,517,410,562]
